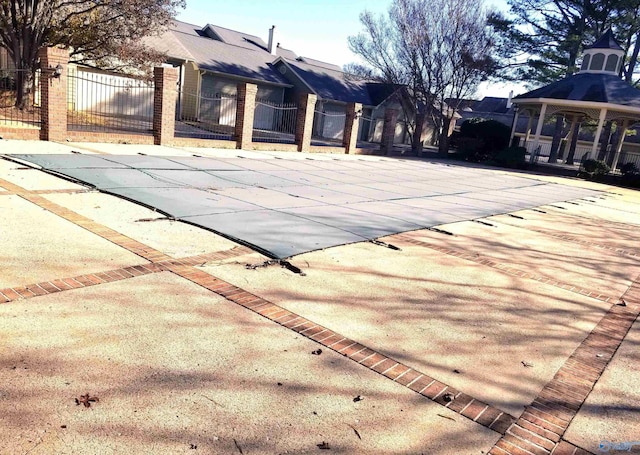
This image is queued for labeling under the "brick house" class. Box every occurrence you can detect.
[148,20,436,146]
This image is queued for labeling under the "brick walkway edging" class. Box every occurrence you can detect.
[489,280,640,455]
[0,175,517,434]
[162,261,517,434]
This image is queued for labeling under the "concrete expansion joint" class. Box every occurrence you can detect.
[392,232,617,304]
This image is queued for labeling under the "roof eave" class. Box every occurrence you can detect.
[512,97,640,115]
[199,67,293,88]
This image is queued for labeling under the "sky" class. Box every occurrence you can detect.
[176,0,523,99]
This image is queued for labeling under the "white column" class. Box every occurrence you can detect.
[509,108,520,146]
[524,114,534,145]
[590,108,608,159]
[531,103,547,160]
[611,119,629,172]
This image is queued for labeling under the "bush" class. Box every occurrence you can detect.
[458,119,511,162]
[620,162,639,176]
[492,146,527,168]
[579,159,610,179]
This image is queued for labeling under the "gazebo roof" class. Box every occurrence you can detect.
[585,29,623,51]
[513,72,640,109]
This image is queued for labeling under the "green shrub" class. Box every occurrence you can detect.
[581,159,610,175]
[620,162,639,176]
[458,119,511,162]
[456,137,486,161]
[492,146,527,168]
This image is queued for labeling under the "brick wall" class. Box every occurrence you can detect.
[38,47,69,142]
[2,47,390,156]
[153,67,179,146]
[235,83,258,150]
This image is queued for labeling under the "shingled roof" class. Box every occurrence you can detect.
[148,20,290,86]
[514,72,640,108]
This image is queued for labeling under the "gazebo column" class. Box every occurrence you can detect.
[531,103,548,160]
[565,115,581,165]
[590,108,608,159]
[509,108,520,146]
[611,119,629,172]
[523,114,534,145]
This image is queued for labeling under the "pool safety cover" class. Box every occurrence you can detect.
[8,154,601,258]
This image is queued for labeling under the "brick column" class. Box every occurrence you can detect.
[153,66,179,145]
[342,102,361,154]
[295,93,317,152]
[235,82,258,150]
[38,47,69,142]
[381,108,398,155]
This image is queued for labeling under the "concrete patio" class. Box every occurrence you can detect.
[0,139,638,455]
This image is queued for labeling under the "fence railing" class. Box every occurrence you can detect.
[67,70,154,134]
[175,89,236,140]
[252,99,297,143]
[312,107,346,145]
[0,68,40,128]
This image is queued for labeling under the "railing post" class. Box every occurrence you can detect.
[342,102,361,154]
[381,108,398,155]
[153,66,179,145]
[235,82,257,150]
[295,93,317,152]
[38,47,69,141]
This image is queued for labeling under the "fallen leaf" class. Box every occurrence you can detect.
[233,438,244,454]
[75,393,99,408]
[521,361,533,368]
[317,441,330,450]
[442,393,454,402]
[312,349,322,355]
[353,395,363,402]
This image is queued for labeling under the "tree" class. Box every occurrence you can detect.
[0,0,184,108]
[348,0,498,155]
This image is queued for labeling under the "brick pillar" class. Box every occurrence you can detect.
[295,93,317,152]
[381,108,398,155]
[153,66,179,145]
[235,82,258,150]
[342,102,361,154]
[38,47,69,142]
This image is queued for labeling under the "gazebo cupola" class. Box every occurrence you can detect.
[579,29,624,75]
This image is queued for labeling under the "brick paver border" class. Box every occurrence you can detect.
[488,279,640,455]
[0,174,517,434]
[4,169,638,452]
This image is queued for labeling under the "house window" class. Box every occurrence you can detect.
[590,53,605,71]
[581,54,591,71]
[605,54,618,72]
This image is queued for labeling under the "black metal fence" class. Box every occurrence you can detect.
[252,99,297,143]
[175,89,236,140]
[67,70,154,134]
[0,68,40,128]
[312,105,346,145]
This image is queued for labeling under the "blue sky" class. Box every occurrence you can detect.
[177,0,520,98]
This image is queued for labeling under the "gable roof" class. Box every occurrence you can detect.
[148,20,290,86]
[514,72,640,108]
[278,57,374,104]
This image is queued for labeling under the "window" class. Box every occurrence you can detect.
[591,53,605,71]
[581,54,591,71]
[605,54,618,72]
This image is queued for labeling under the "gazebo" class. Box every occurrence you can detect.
[510,30,640,170]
